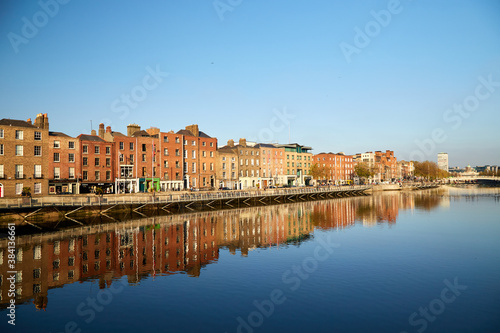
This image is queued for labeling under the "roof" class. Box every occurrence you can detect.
[176,129,212,138]
[131,130,151,137]
[77,134,106,142]
[217,146,238,152]
[110,131,126,137]
[0,118,37,128]
[254,143,278,148]
[49,131,72,138]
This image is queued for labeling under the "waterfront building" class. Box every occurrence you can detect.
[0,114,49,197]
[48,131,80,194]
[438,152,449,172]
[255,143,285,188]
[215,144,239,189]
[276,143,313,186]
[397,160,414,179]
[176,125,217,189]
[77,131,115,193]
[313,152,354,185]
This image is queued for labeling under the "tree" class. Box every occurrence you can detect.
[354,163,375,180]
[413,161,449,180]
[309,163,329,183]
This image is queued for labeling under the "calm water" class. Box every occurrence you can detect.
[1,186,499,333]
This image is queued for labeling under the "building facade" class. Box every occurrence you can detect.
[277,143,313,186]
[48,132,80,194]
[313,152,354,185]
[437,152,449,172]
[0,114,49,197]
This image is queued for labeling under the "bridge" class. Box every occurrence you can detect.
[443,176,500,184]
[0,185,372,224]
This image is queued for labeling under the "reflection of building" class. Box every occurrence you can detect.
[0,192,446,310]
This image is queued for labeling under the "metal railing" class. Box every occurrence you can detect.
[0,185,371,210]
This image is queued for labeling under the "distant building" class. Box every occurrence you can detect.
[437,153,448,172]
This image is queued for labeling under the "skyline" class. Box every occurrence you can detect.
[1,0,499,167]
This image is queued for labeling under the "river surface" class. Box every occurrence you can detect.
[1,186,499,333]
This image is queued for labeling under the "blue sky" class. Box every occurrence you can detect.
[1,0,499,167]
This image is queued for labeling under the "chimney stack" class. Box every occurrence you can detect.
[91,129,97,136]
[227,139,234,147]
[127,124,141,137]
[106,126,111,133]
[98,123,105,138]
[238,138,247,147]
[27,118,32,124]
[185,124,199,137]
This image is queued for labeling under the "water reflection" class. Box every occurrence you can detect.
[0,188,463,311]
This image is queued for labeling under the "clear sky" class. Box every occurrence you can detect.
[1,0,499,167]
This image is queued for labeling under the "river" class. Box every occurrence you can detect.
[1,186,499,332]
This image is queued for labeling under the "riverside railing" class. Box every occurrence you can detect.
[0,185,372,209]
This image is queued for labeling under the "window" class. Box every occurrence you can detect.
[15,165,23,178]
[15,130,23,140]
[106,146,111,155]
[130,154,134,163]
[69,167,75,179]
[83,157,88,166]
[68,141,75,149]
[142,167,146,177]
[164,148,168,156]
[34,245,41,259]
[142,144,147,152]
[119,154,124,162]
[210,163,214,171]
[184,140,187,145]
[34,131,42,140]
[53,140,60,148]
[34,183,41,194]
[192,151,196,159]
[119,142,124,150]
[0,144,3,155]
[0,129,3,138]
[95,158,100,166]
[53,152,60,162]
[34,165,42,178]
[175,149,180,156]
[210,151,214,157]
[192,163,196,173]
[0,164,4,178]
[83,145,88,153]
[192,140,196,146]
[163,136,169,143]
[175,137,180,143]
[202,151,206,157]
[16,145,23,156]
[203,163,207,171]
[106,171,111,180]
[142,154,146,162]
[34,146,41,156]
[184,150,188,159]
[202,141,206,146]
[15,183,23,195]
[210,142,213,147]
[164,160,169,168]
[69,153,75,162]
[130,142,134,150]
[54,167,60,179]
[106,158,110,167]
[83,171,88,180]
[95,146,100,154]
[95,171,100,180]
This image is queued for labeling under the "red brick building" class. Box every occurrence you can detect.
[48,132,80,194]
[77,132,115,193]
[313,152,354,185]
[0,114,49,198]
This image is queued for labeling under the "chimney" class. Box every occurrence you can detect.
[91,129,97,136]
[27,118,32,124]
[34,113,45,129]
[127,124,141,137]
[98,123,105,138]
[227,139,234,147]
[238,138,247,147]
[106,126,111,133]
[185,124,199,137]
[146,127,160,136]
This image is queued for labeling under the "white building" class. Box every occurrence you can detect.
[437,153,449,172]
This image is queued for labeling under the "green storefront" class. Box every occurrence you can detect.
[139,178,160,192]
